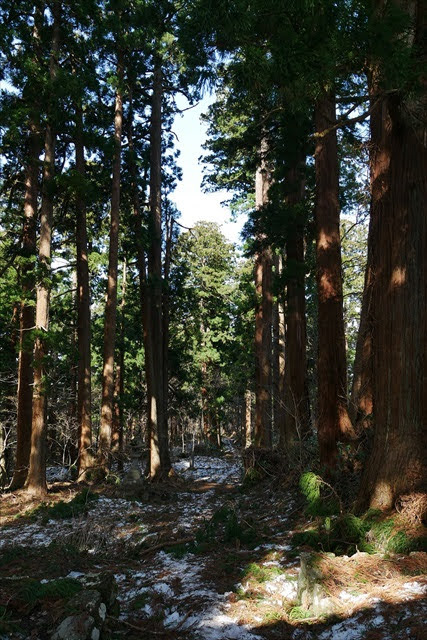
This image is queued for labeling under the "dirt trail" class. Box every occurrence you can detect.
[1,444,426,639]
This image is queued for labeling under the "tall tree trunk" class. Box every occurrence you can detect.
[314,91,354,471]
[358,4,427,508]
[349,222,373,431]
[98,50,123,471]
[75,101,93,480]
[148,63,171,479]
[10,5,43,490]
[244,389,252,448]
[272,255,286,445]
[25,1,60,495]
[254,138,273,448]
[11,125,40,490]
[162,212,174,450]
[127,90,150,455]
[283,166,310,446]
[112,258,126,468]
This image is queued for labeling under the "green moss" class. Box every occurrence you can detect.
[241,562,285,583]
[299,472,339,516]
[0,546,26,568]
[195,507,258,548]
[24,489,98,522]
[262,611,282,623]
[164,542,196,558]
[288,605,315,621]
[18,577,82,604]
[130,592,150,610]
[386,532,427,554]
[0,605,20,634]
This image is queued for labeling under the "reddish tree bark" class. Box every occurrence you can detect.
[75,101,93,480]
[112,258,126,469]
[98,50,123,471]
[283,166,310,446]
[254,138,273,448]
[358,3,427,508]
[314,91,355,471]
[10,5,43,490]
[254,249,273,448]
[148,63,171,479]
[11,125,40,490]
[25,1,61,496]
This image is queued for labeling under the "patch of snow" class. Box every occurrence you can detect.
[172,455,242,484]
[402,581,427,597]
[46,466,70,482]
[153,582,174,597]
[164,610,181,627]
[195,609,263,640]
[253,543,292,552]
[317,616,368,640]
[264,575,298,601]
[339,590,367,605]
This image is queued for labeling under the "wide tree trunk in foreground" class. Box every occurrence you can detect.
[98,51,123,471]
[254,139,273,448]
[148,63,171,479]
[314,92,354,471]
[25,1,60,495]
[283,166,310,446]
[358,6,427,508]
[75,101,93,480]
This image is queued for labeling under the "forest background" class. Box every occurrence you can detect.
[0,0,425,526]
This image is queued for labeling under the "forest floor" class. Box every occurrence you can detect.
[0,441,426,640]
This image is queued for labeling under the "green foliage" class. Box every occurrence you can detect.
[195,505,258,549]
[17,577,82,604]
[130,591,150,610]
[24,489,98,522]
[292,507,426,556]
[299,472,340,517]
[288,606,315,621]
[0,604,20,634]
[241,562,284,584]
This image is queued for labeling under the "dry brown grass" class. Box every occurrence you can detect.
[316,551,427,610]
[396,492,427,525]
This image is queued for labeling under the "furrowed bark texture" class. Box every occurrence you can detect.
[127,92,150,454]
[358,1,427,508]
[11,5,43,490]
[254,138,272,448]
[283,166,310,446]
[25,1,60,495]
[112,258,126,467]
[11,126,40,489]
[314,92,354,471]
[148,64,171,479]
[75,102,93,479]
[272,255,286,443]
[98,51,123,470]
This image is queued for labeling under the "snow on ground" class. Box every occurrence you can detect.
[0,454,241,551]
[115,550,263,639]
[172,455,242,484]
[2,449,426,639]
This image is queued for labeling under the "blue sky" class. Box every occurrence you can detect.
[170,93,246,246]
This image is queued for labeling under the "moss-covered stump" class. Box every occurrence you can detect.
[297,552,335,616]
